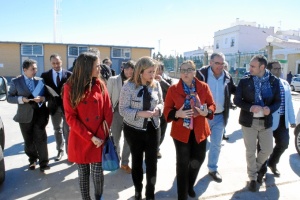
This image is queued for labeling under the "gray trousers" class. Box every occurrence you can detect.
[242,119,273,181]
[51,106,69,153]
[111,107,130,165]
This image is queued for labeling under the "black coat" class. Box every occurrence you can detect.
[41,69,72,115]
[233,73,281,128]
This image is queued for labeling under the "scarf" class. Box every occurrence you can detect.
[182,79,201,129]
[252,70,273,106]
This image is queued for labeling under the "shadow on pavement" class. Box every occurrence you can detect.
[227,129,243,144]
[0,160,77,200]
[289,153,300,176]
[4,135,56,157]
[155,176,177,199]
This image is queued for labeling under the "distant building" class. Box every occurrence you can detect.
[213,18,274,54]
[0,41,153,81]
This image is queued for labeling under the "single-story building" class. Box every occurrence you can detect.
[0,41,153,82]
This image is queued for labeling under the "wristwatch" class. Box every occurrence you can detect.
[206,109,212,117]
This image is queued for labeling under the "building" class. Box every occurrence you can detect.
[0,41,153,81]
[213,19,274,54]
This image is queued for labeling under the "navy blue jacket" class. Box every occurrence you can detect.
[233,72,281,128]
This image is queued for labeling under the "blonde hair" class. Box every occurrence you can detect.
[130,56,157,88]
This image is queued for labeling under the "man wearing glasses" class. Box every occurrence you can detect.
[256,61,296,181]
[234,55,281,192]
[196,52,236,183]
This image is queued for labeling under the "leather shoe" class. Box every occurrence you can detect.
[208,171,222,182]
[223,135,229,140]
[157,151,162,159]
[28,162,36,170]
[249,180,256,192]
[121,165,132,174]
[188,188,196,198]
[55,150,64,161]
[268,165,280,177]
[40,165,50,172]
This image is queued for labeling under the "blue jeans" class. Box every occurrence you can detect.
[207,114,224,172]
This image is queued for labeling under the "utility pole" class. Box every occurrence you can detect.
[54,0,62,43]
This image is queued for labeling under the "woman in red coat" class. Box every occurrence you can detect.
[63,52,113,200]
[164,60,215,200]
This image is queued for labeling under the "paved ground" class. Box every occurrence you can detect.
[0,90,300,200]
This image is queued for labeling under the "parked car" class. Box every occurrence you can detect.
[295,108,300,156]
[290,77,300,92]
[0,76,8,184]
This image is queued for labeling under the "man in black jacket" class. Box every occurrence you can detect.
[234,55,281,192]
[196,52,236,183]
[41,54,72,161]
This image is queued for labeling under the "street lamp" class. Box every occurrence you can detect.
[266,35,274,61]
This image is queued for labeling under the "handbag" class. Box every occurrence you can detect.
[102,120,120,171]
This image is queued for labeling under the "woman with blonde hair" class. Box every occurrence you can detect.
[119,56,164,200]
[164,60,215,200]
[63,52,113,200]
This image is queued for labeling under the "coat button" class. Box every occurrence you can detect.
[84,101,87,104]
[94,100,97,103]
[86,118,89,122]
[96,116,99,119]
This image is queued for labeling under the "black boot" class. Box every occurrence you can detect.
[95,194,102,200]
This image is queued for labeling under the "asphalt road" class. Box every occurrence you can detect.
[0,92,299,200]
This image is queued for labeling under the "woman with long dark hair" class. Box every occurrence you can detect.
[63,52,113,200]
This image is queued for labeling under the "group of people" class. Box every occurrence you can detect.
[7,49,296,200]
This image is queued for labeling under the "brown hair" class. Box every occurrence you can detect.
[66,52,104,108]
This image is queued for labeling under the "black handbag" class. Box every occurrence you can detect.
[102,120,120,171]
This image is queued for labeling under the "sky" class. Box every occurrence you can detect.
[0,0,299,56]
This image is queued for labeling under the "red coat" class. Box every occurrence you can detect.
[164,78,216,143]
[63,79,113,164]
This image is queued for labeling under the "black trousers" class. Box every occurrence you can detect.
[124,122,159,199]
[19,107,49,167]
[158,115,167,151]
[173,131,207,200]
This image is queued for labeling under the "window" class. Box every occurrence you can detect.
[112,47,131,58]
[231,38,235,47]
[216,41,219,49]
[225,38,228,44]
[21,44,43,56]
[68,46,88,56]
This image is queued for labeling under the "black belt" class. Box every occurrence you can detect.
[214,112,223,115]
[253,117,265,120]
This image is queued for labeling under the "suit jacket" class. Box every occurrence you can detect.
[272,78,296,130]
[7,75,48,124]
[107,75,122,110]
[163,78,216,143]
[41,69,72,115]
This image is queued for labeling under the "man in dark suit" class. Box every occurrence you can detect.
[7,59,50,172]
[41,54,72,161]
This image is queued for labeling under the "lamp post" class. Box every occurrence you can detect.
[266,35,274,62]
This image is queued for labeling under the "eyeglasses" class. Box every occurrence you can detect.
[272,68,283,71]
[179,68,195,73]
[213,62,225,66]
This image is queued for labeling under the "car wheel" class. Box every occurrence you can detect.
[291,85,295,91]
[0,147,5,184]
[295,124,300,156]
